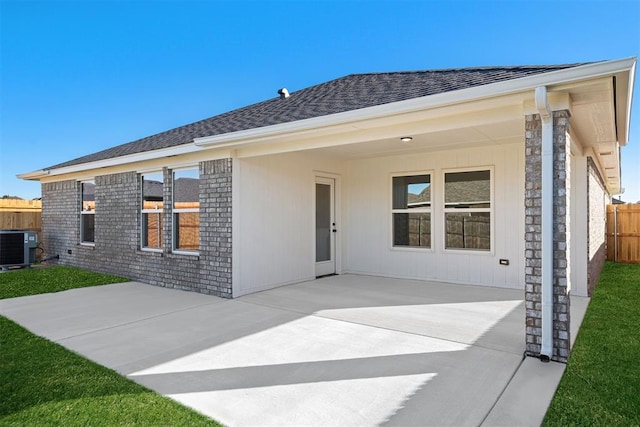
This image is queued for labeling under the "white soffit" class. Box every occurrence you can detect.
[19,57,636,181]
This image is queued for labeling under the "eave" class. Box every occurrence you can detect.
[18,57,636,187]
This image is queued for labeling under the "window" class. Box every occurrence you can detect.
[80,181,95,244]
[173,168,199,253]
[392,174,431,248]
[444,169,491,251]
[141,172,164,250]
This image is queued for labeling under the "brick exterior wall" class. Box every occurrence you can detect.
[586,157,607,296]
[40,159,233,298]
[524,111,571,363]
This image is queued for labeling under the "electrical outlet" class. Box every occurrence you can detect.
[499,259,509,266]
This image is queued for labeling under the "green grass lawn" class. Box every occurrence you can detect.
[544,262,640,426]
[0,265,130,299]
[0,265,219,426]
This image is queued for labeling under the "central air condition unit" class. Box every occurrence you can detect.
[0,230,38,271]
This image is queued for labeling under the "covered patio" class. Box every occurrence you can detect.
[0,275,589,426]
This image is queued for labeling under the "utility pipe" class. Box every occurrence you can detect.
[535,86,554,362]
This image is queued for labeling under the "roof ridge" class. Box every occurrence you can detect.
[344,62,598,77]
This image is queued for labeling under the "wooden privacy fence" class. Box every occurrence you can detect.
[607,204,640,263]
[0,200,42,231]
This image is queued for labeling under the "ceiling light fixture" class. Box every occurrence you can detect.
[400,136,413,143]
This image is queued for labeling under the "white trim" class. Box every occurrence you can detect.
[171,250,200,256]
[621,60,636,146]
[314,172,341,276]
[140,247,163,254]
[389,171,433,251]
[171,167,201,254]
[80,180,96,244]
[140,171,165,250]
[442,167,494,253]
[19,58,635,181]
[194,58,636,148]
[231,156,241,298]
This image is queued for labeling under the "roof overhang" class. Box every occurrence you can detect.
[19,57,636,193]
[193,58,636,150]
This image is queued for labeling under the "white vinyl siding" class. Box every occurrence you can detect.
[234,151,343,296]
[343,143,524,289]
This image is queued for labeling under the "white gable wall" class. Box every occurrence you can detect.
[342,142,526,289]
[233,151,344,297]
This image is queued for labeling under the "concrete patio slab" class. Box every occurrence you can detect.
[241,275,525,354]
[0,274,588,426]
[481,357,566,427]
[0,281,223,341]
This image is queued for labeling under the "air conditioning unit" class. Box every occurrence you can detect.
[0,230,38,271]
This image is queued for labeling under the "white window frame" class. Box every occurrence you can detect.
[141,171,164,252]
[80,180,95,246]
[442,167,493,253]
[390,171,433,251]
[172,167,200,255]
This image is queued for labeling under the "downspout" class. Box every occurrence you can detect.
[535,86,553,362]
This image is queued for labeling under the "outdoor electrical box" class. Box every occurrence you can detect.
[0,230,38,271]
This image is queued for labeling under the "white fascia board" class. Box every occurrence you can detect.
[621,59,636,146]
[195,57,638,148]
[21,58,636,181]
[19,143,206,180]
[17,170,50,180]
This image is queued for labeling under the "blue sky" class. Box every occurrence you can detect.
[1,0,639,201]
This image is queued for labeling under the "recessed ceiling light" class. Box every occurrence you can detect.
[400,136,413,143]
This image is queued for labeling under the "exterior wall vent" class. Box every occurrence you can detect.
[277,88,290,99]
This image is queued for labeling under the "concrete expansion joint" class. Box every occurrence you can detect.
[478,353,527,426]
[55,300,224,343]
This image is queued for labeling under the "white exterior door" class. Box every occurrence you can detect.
[315,177,336,276]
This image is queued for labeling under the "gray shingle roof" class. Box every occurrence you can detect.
[48,63,589,170]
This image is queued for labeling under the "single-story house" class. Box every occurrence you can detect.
[20,58,636,362]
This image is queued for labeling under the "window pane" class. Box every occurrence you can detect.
[81,214,95,243]
[174,212,199,251]
[445,212,490,250]
[142,212,163,248]
[142,172,164,210]
[316,183,331,262]
[173,169,200,209]
[444,170,490,207]
[82,182,95,211]
[394,213,431,247]
[393,175,430,209]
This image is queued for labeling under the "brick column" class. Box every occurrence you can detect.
[524,111,571,363]
[198,158,233,298]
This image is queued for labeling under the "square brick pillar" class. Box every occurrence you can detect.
[524,110,571,363]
